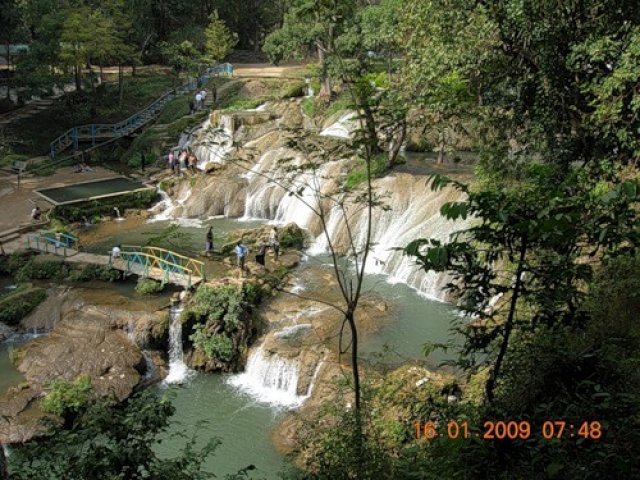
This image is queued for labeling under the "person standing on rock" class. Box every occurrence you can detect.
[195,91,203,110]
[111,244,122,260]
[205,226,214,255]
[255,241,268,267]
[269,226,280,260]
[167,151,175,172]
[31,205,41,221]
[234,240,249,276]
[200,89,207,106]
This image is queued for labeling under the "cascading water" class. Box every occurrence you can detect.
[163,304,194,385]
[227,344,306,408]
[319,112,358,139]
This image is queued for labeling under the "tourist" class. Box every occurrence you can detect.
[188,99,195,115]
[31,205,41,221]
[205,226,214,255]
[234,240,249,275]
[111,244,122,260]
[168,151,175,172]
[188,152,198,173]
[212,85,217,104]
[269,226,280,260]
[195,91,203,110]
[178,150,188,175]
[255,241,267,267]
[200,89,207,105]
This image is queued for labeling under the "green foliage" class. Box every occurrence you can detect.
[0,287,47,326]
[68,264,120,283]
[204,10,238,63]
[185,283,266,365]
[278,228,305,249]
[52,189,158,223]
[15,258,67,283]
[41,375,93,417]
[344,154,387,189]
[135,278,164,295]
[8,389,221,480]
[157,97,191,124]
[0,252,32,276]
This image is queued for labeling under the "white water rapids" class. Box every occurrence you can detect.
[163,305,194,385]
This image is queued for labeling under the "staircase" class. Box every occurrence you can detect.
[49,63,234,159]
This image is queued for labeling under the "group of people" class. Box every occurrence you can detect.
[203,226,280,276]
[235,226,281,274]
[167,149,198,175]
[188,85,218,114]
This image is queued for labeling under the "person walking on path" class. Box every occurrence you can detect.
[269,226,280,260]
[200,89,207,105]
[111,244,122,260]
[234,240,249,276]
[205,226,214,255]
[167,151,175,172]
[188,99,195,115]
[255,241,267,267]
[195,92,203,110]
[212,85,218,104]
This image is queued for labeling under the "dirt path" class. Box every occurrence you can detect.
[232,63,307,79]
[0,167,117,232]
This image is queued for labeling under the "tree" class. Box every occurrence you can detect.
[204,10,238,63]
[7,388,230,480]
[263,0,357,97]
[405,161,640,403]
[161,40,206,87]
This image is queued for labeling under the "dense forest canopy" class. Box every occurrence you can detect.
[1,0,640,479]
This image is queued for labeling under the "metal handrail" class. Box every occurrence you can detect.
[120,245,205,279]
[49,63,233,158]
[113,248,203,288]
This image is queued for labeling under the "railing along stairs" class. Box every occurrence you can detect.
[49,63,234,158]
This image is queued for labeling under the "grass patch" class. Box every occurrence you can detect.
[156,96,191,124]
[135,278,163,295]
[344,154,387,190]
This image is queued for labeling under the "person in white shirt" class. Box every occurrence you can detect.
[200,89,207,102]
[111,244,122,260]
[195,92,203,110]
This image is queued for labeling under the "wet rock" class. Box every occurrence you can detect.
[0,384,51,444]
[15,313,144,402]
[0,322,14,342]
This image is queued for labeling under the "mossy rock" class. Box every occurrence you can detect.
[0,287,48,326]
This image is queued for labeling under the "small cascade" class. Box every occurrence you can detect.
[113,207,124,221]
[127,319,136,343]
[227,344,305,408]
[163,304,194,385]
[148,186,192,223]
[319,112,358,139]
[141,351,157,380]
[189,117,234,170]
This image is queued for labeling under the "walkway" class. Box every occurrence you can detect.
[49,63,234,158]
[20,233,205,289]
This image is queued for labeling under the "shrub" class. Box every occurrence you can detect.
[0,287,47,325]
[190,326,235,363]
[15,258,67,283]
[41,375,93,416]
[135,278,164,295]
[68,264,121,282]
[279,227,305,249]
[344,154,387,190]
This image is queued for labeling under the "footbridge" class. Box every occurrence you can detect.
[49,63,234,158]
[25,233,205,288]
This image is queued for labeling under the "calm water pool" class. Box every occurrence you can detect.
[36,177,150,204]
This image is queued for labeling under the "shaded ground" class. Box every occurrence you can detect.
[233,63,308,79]
[0,167,116,231]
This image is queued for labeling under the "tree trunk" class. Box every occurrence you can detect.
[387,121,407,169]
[118,63,124,106]
[0,444,8,480]
[437,131,445,164]
[74,65,82,92]
[346,309,361,412]
[318,46,331,98]
[486,237,528,404]
[88,62,97,117]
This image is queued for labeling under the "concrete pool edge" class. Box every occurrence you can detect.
[34,176,155,206]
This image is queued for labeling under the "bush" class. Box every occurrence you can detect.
[135,278,164,295]
[15,258,67,283]
[0,252,33,275]
[41,375,93,417]
[52,189,158,223]
[68,264,121,283]
[344,154,387,190]
[0,287,47,325]
[190,326,235,362]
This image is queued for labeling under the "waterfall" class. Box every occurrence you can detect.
[319,112,358,139]
[163,304,194,385]
[227,344,306,408]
